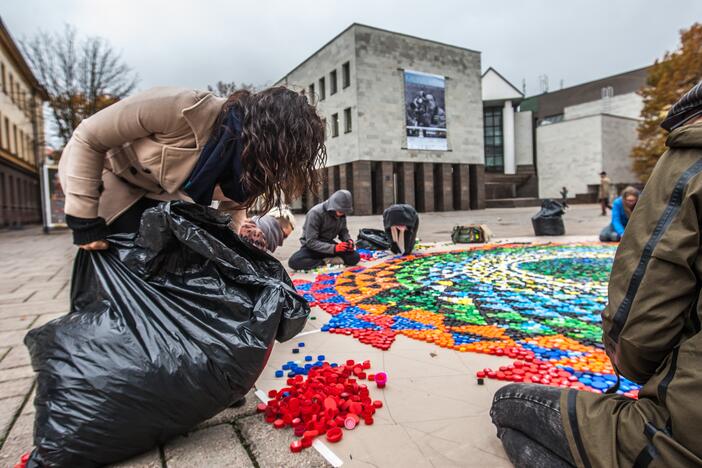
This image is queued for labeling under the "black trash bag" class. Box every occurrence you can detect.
[24,201,309,467]
[531,199,566,236]
[355,228,391,251]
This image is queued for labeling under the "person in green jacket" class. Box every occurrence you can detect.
[490,80,702,467]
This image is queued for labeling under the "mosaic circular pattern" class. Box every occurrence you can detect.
[295,243,640,396]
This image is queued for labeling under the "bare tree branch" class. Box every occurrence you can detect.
[21,24,139,147]
[207,80,257,97]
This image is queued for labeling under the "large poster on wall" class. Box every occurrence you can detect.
[404,70,447,151]
[41,163,67,230]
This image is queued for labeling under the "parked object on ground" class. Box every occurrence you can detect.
[24,201,309,468]
[451,224,492,243]
[531,200,565,236]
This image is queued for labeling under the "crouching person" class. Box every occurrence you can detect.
[288,190,359,270]
[383,204,419,255]
[239,207,295,253]
[490,81,702,467]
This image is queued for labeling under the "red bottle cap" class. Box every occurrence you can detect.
[326,427,343,443]
[290,440,303,453]
[344,413,360,429]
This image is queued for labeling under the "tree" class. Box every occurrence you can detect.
[207,80,257,97]
[631,23,702,181]
[22,25,138,147]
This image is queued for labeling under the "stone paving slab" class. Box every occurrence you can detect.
[0,316,37,331]
[0,377,34,400]
[195,390,259,429]
[0,411,33,467]
[164,424,253,467]
[237,413,330,468]
[0,396,24,443]
[0,366,34,383]
[0,346,31,370]
[108,448,162,468]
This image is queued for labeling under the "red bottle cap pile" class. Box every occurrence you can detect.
[325,326,397,350]
[258,359,386,453]
[14,452,29,468]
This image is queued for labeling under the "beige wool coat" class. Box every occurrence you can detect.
[58,86,246,231]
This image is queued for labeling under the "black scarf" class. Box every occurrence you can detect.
[183,107,249,205]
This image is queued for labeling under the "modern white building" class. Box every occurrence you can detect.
[521,66,648,201]
[480,68,537,206]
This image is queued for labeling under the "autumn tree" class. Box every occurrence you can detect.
[22,25,138,147]
[631,23,702,181]
[207,80,257,97]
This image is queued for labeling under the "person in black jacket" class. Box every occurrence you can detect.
[383,204,419,255]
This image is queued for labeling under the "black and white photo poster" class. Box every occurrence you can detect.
[404,70,447,150]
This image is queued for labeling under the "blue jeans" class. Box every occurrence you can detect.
[599,223,621,242]
[491,383,576,468]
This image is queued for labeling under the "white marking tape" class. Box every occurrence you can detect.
[312,439,344,467]
[254,388,343,466]
[296,328,323,338]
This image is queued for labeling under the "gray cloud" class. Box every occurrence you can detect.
[4,0,700,96]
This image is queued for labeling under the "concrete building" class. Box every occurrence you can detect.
[521,66,648,201]
[480,68,537,207]
[277,24,485,215]
[0,17,47,227]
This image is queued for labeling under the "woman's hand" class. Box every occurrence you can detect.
[78,240,109,251]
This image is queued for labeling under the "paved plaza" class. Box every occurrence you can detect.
[0,205,610,467]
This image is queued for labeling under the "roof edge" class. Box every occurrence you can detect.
[482,66,524,98]
[0,17,49,100]
[276,22,481,85]
[525,64,651,100]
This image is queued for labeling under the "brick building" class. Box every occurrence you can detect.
[277,24,485,215]
[0,17,47,227]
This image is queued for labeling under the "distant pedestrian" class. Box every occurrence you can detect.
[598,171,612,215]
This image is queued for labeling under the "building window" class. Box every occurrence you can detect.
[308,83,315,103]
[342,62,350,88]
[19,130,23,159]
[344,107,352,133]
[331,113,339,137]
[12,124,17,155]
[9,74,14,103]
[483,107,503,172]
[330,70,338,95]
[319,77,326,101]
[1,63,5,94]
[4,118,9,152]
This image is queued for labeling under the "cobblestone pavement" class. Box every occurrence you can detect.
[0,204,609,467]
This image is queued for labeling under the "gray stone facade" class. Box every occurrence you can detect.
[278,24,485,215]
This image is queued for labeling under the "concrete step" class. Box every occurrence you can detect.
[485,197,542,208]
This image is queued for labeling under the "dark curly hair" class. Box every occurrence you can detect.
[222,87,326,212]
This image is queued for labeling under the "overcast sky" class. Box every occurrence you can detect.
[3,0,700,96]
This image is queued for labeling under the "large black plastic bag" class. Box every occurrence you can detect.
[531,199,566,236]
[24,201,309,467]
[356,228,391,250]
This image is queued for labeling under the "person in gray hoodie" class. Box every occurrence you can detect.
[288,190,359,270]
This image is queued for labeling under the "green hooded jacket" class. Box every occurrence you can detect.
[561,122,702,467]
